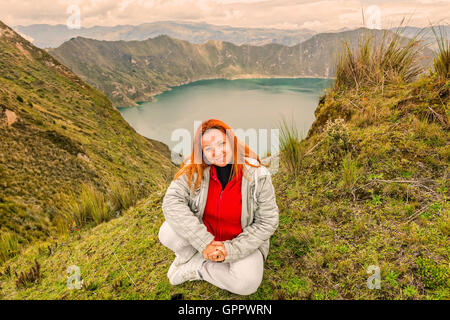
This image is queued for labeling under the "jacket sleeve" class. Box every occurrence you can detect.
[161,174,215,254]
[222,173,279,263]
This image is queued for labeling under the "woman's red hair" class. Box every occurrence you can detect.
[173,119,261,191]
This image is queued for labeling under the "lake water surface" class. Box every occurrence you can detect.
[118,78,333,158]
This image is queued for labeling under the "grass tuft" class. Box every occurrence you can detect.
[0,232,20,265]
[15,259,41,289]
[57,181,148,232]
[278,116,304,177]
[430,24,449,82]
[334,18,427,91]
[61,183,112,228]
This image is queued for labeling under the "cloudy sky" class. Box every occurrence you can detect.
[0,0,448,31]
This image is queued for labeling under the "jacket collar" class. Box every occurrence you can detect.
[210,163,242,185]
[193,156,266,226]
[187,156,263,192]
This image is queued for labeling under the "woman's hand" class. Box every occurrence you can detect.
[202,241,227,262]
[208,241,227,262]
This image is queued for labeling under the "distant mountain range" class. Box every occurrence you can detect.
[14,21,449,50]
[48,27,436,107]
[14,21,316,48]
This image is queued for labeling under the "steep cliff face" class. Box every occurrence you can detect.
[48,28,435,107]
[0,20,176,252]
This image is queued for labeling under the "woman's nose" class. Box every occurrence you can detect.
[215,146,224,156]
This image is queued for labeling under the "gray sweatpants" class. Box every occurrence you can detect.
[158,221,264,296]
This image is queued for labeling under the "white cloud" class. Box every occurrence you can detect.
[301,20,322,29]
[0,0,448,31]
[266,22,301,30]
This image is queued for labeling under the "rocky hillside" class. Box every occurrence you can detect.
[48,28,435,107]
[0,20,177,261]
[0,69,447,299]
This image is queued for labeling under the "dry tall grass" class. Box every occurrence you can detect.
[334,18,428,91]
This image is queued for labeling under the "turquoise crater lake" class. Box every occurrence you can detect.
[117,78,333,158]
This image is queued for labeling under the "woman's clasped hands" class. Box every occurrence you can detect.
[202,240,227,262]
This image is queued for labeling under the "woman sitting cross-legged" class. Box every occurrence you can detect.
[158,118,279,296]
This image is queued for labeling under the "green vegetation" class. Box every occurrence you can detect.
[430,25,449,82]
[61,184,112,229]
[58,181,149,231]
[415,257,449,289]
[0,21,176,265]
[271,72,448,299]
[0,20,448,300]
[278,116,304,177]
[334,19,426,91]
[14,259,41,289]
[0,233,19,264]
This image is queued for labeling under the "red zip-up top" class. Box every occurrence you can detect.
[202,164,243,241]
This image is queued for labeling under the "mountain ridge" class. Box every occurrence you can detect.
[48,27,435,107]
[14,21,449,50]
[14,20,317,49]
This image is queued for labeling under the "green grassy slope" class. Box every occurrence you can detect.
[0,21,176,262]
[0,70,447,299]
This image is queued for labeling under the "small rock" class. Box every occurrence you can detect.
[77,153,90,163]
[4,109,17,126]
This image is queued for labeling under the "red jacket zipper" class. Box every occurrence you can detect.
[218,189,223,240]
[212,172,224,241]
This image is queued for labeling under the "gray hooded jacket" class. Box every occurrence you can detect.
[161,157,279,263]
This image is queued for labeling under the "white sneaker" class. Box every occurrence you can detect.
[167,251,205,285]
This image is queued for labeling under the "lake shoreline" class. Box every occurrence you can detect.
[118,77,333,160]
[116,74,335,109]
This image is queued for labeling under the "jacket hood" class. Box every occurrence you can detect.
[243,157,271,203]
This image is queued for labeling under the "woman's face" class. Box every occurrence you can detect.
[201,128,233,167]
